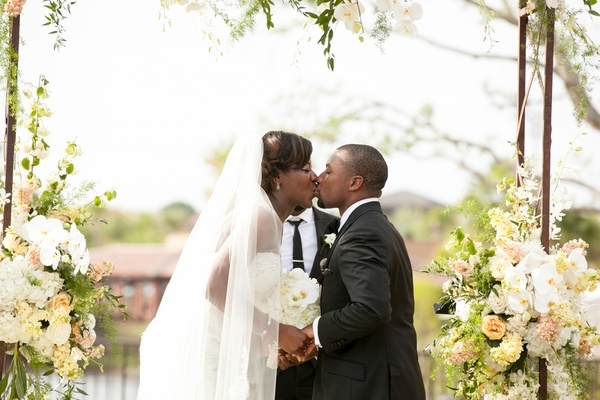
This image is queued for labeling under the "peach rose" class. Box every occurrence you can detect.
[481,315,506,340]
[47,292,72,314]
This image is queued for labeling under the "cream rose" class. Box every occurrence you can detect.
[487,285,508,314]
[46,323,72,345]
[482,315,506,340]
[47,292,72,314]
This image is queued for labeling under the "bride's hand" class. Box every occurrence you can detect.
[277,349,303,370]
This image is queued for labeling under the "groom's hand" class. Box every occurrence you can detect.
[301,323,314,339]
[300,324,318,360]
[278,324,309,355]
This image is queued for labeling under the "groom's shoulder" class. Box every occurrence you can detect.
[312,207,339,222]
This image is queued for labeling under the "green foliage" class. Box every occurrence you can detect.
[42,0,78,50]
[389,206,453,242]
[370,10,392,52]
[558,210,600,266]
[160,202,196,231]
[413,275,445,350]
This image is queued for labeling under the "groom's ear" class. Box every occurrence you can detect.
[348,175,364,192]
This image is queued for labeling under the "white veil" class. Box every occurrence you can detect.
[138,134,282,399]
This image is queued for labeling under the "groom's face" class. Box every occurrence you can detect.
[316,150,349,209]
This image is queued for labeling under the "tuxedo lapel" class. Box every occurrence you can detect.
[310,208,339,280]
[324,202,381,263]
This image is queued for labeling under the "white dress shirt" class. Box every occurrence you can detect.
[281,207,318,275]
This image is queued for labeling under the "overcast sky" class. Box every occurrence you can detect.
[3,0,599,212]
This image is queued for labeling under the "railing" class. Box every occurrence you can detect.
[33,342,600,399]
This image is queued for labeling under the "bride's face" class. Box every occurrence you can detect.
[279,162,318,209]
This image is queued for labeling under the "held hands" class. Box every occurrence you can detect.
[277,323,319,370]
[301,323,318,361]
[278,323,311,355]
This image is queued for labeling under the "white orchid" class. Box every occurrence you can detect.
[515,248,546,273]
[503,266,532,314]
[395,20,419,36]
[333,0,365,33]
[376,0,394,12]
[22,215,67,248]
[65,224,90,274]
[531,263,563,314]
[393,0,423,22]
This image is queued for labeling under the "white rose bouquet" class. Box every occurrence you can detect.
[251,254,321,329]
[277,268,321,328]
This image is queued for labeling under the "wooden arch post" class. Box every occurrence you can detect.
[516,2,555,398]
[1,13,21,378]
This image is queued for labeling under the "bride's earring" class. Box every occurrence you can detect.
[276,183,281,191]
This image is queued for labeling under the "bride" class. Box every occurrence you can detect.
[137,131,318,399]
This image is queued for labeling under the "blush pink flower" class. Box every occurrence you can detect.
[537,315,559,343]
[4,0,26,17]
[26,245,42,267]
[450,259,473,278]
[577,337,593,357]
[448,340,475,365]
[561,239,588,257]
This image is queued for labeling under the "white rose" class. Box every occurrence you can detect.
[85,314,96,330]
[46,322,71,345]
[487,285,508,314]
[454,299,471,321]
[489,256,509,281]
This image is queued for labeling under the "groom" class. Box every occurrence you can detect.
[302,144,426,400]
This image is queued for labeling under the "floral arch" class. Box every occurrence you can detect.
[0,0,599,399]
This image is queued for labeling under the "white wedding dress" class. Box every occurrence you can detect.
[137,135,283,400]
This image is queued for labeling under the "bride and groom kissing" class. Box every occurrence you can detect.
[137,131,426,400]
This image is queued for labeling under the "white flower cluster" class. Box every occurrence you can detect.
[0,82,117,396]
[426,158,599,399]
[277,268,320,328]
[332,0,423,36]
[253,252,320,329]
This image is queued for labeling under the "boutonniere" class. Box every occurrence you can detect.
[323,233,336,248]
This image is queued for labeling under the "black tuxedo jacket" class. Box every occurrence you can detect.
[275,207,338,400]
[313,201,425,400]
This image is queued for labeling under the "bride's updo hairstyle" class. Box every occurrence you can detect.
[261,131,313,193]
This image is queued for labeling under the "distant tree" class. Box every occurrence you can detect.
[81,201,198,246]
[160,202,196,231]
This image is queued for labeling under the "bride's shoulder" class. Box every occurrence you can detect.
[255,204,280,229]
[254,205,281,251]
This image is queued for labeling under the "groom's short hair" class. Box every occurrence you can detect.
[338,144,388,193]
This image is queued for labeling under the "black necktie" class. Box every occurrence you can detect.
[288,219,304,270]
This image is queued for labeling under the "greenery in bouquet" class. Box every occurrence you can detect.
[0,78,122,399]
[425,151,600,399]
